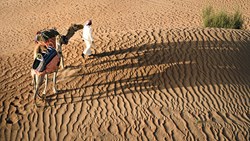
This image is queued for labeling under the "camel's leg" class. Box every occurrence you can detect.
[32,73,37,98]
[31,70,36,92]
[52,71,58,93]
[61,54,64,69]
[42,74,48,97]
[59,52,64,69]
[56,36,64,69]
[34,74,44,100]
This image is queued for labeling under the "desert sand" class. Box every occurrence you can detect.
[0,0,250,140]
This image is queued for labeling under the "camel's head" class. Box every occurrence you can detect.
[71,23,83,31]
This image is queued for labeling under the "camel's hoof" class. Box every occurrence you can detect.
[41,94,46,99]
[53,89,58,94]
[38,94,46,99]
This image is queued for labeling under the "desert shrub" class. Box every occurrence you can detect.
[202,6,243,29]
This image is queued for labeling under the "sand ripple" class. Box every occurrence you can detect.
[0,28,250,140]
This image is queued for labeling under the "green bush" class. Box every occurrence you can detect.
[202,6,243,29]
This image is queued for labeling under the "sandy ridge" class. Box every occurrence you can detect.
[0,27,249,140]
[1,0,250,140]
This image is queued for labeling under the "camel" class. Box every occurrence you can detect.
[31,24,83,103]
[32,33,60,102]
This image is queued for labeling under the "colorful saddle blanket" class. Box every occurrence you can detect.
[32,47,59,75]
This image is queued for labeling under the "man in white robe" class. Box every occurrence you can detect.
[82,20,94,58]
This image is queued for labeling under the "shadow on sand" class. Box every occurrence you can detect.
[45,38,250,106]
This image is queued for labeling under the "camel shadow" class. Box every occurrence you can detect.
[44,38,250,107]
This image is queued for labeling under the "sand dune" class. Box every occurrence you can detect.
[0,0,250,140]
[1,27,250,140]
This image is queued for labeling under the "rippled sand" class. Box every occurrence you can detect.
[0,0,250,140]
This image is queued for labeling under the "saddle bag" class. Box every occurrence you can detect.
[32,46,58,72]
